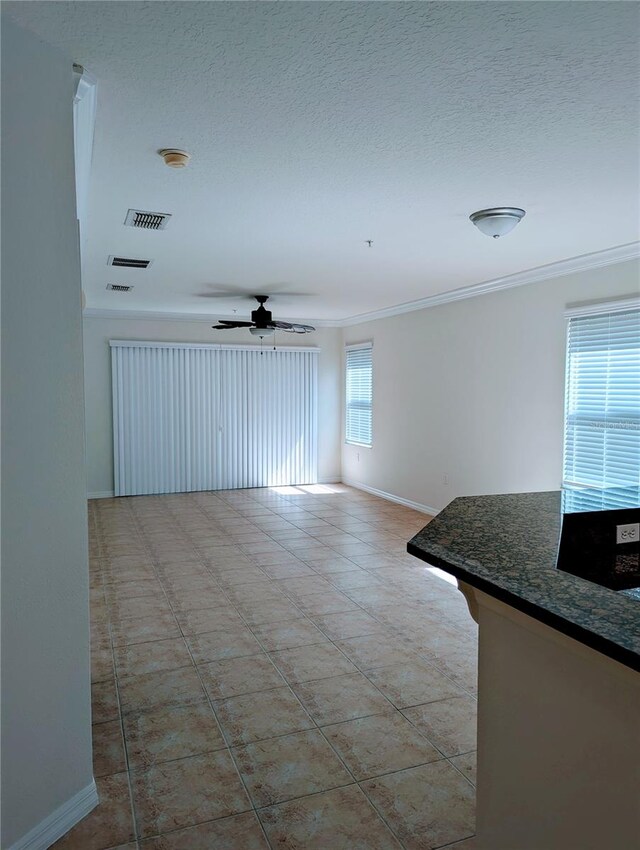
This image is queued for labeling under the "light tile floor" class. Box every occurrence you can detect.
[54,484,478,850]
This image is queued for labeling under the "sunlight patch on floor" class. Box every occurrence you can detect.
[269,483,345,496]
[426,566,459,587]
[299,484,342,495]
[269,486,305,495]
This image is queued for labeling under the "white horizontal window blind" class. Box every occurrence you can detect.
[111,342,318,496]
[563,308,640,497]
[345,343,373,447]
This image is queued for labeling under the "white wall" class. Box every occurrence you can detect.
[1,17,94,849]
[342,260,639,512]
[83,317,342,496]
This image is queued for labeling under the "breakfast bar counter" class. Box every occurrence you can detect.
[408,490,640,671]
[408,491,640,850]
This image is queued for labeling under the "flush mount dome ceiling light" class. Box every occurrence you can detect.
[469,207,526,239]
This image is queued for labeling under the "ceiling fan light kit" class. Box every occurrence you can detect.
[470,207,526,238]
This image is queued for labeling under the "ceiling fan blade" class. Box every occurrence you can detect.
[198,293,245,299]
[271,320,316,332]
[279,324,316,334]
[198,287,316,300]
[212,321,254,329]
[198,284,257,299]
[265,291,316,298]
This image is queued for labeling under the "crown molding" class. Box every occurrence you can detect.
[82,307,341,327]
[83,243,639,329]
[340,241,640,326]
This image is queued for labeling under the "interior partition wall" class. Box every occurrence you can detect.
[111,340,319,496]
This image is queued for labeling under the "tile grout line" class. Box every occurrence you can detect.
[93,505,141,850]
[185,494,426,849]
[162,495,414,847]
[122,497,277,850]
[90,487,472,848]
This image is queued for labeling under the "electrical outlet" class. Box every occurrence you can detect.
[616,523,640,545]
[357,451,360,462]
[442,474,449,486]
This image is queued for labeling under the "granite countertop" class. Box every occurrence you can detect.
[407,491,640,673]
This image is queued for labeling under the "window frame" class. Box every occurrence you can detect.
[562,298,640,492]
[345,342,373,448]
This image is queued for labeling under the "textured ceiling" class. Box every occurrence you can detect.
[5,1,640,321]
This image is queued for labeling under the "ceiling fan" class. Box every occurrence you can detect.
[212,295,315,337]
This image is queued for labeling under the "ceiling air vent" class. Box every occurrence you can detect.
[124,209,171,230]
[107,284,133,292]
[108,255,152,269]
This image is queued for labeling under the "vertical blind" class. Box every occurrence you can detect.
[111,341,318,496]
[345,343,373,446]
[563,308,640,495]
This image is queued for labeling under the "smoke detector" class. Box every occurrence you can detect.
[159,149,190,168]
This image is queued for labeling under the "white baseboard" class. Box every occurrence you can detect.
[8,780,98,850]
[317,476,342,484]
[342,478,438,516]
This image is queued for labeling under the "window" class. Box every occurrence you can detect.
[563,307,640,495]
[345,343,373,446]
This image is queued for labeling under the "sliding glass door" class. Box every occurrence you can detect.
[111,341,318,496]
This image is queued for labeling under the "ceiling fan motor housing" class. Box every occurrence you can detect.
[251,305,272,326]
